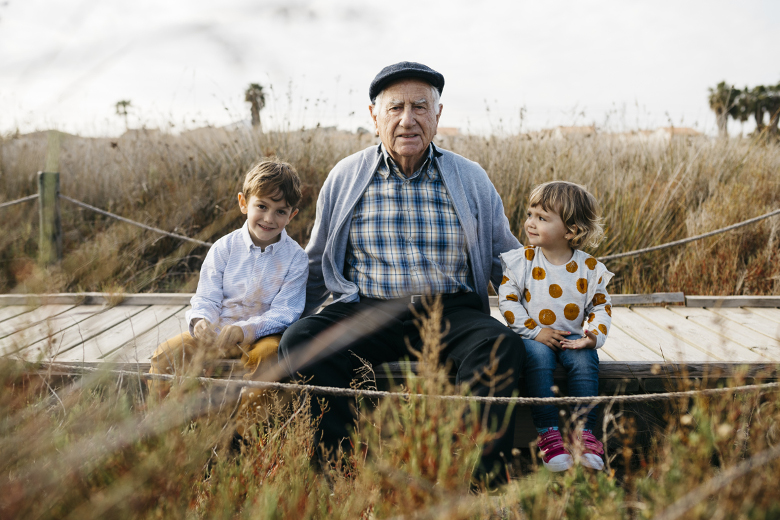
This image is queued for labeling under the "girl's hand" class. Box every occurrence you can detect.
[534,328,571,351]
[561,330,597,350]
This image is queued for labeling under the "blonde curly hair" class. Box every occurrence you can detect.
[527,181,605,249]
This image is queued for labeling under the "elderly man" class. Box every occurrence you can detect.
[278,62,524,485]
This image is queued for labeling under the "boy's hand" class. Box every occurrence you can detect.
[192,319,216,342]
[215,325,245,355]
[560,330,597,350]
[534,328,571,351]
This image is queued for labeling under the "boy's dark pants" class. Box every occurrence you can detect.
[278,292,525,483]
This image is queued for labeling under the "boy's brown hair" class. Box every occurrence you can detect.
[242,158,302,209]
[528,181,605,249]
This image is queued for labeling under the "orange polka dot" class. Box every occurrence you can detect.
[598,324,608,335]
[500,276,509,285]
[532,267,546,280]
[598,276,603,284]
[585,257,597,270]
[525,248,535,261]
[524,318,538,329]
[539,309,556,325]
[592,293,607,306]
[506,294,519,302]
[566,261,578,273]
[564,303,580,320]
[592,330,599,336]
[605,304,612,317]
[524,289,531,302]
[504,311,515,325]
[588,312,595,323]
[549,284,563,298]
[576,278,588,294]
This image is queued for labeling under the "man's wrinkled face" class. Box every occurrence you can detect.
[370,79,442,167]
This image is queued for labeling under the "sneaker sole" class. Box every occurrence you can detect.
[581,454,604,471]
[543,455,573,472]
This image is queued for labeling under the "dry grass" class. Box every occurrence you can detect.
[1,306,779,519]
[1,129,779,296]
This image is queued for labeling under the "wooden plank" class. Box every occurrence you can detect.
[631,306,767,362]
[372,361,778,381]
[610,307,716,362]
[1,291,683,309]
[55,305,185,363]
[668,307,780,362]
[0,304,75,340]
[708,308,780,342]
[485,292,685,308]
[0,306,35,323]
[600,324,666,363]
[0,293,192,306]
[686,296,780,308]
[18,306,148,361]
[0,304,106,355]
[109,308,190,363]
[611,292,685,306]
[743,307,780,325]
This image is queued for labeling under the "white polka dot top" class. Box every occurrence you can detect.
[498,245,614,348]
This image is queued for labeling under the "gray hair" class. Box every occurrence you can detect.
[371,84,441,117]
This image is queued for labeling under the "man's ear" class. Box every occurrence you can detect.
[238,193,248,215]
[368,104,379,135]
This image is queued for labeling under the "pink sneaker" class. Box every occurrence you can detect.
[572,430,605,471]
[537,428,573,472]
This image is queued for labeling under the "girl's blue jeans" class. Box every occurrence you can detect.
[523,334,600,431]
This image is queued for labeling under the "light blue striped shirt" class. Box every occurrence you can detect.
[186,222,308,342]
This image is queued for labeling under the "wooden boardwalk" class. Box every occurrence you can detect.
[1,293,779,383]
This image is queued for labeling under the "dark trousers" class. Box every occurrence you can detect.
[278,292,525,482]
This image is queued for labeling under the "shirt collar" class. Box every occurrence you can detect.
[240,221,288,254]
[378,143,437,181]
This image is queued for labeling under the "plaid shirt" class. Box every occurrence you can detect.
[344,145,473,299]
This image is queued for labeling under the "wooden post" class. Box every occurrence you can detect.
[38,171,62,265]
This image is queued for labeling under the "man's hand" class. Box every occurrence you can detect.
[215,325,245,355]
[192,319,216,342]
[560,330,597,350]
[534,328,571,351]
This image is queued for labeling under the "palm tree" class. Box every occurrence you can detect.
[115,100,131,130]
[766,83,780,139]
[708,82,738,138]
[747,85,769,134]
[244,83,266,132]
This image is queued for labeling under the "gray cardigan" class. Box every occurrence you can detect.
[303,144,521,316]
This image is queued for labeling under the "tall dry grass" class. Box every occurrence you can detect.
[1,305,779,519]
[1,128,779,295]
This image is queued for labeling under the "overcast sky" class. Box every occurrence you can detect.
[1,0,778,137]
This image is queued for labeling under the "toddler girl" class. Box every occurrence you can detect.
[498,181,613,471]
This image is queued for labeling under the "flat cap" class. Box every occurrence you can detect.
[369,61,444,103]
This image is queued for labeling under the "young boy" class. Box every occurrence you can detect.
[149,159,308,394]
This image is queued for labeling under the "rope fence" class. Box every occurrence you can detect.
[59,195,213,248]
[3,185,777,261]
[597,207,780,262]
[0,193,38,210]
[41,363,780,405]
